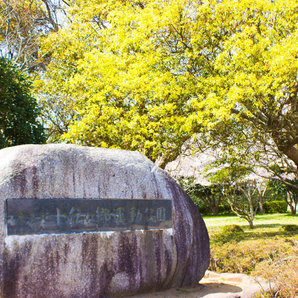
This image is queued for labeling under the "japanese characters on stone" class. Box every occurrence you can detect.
[6,199,172,235]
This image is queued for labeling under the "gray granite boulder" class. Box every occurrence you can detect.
[0,144,210,298]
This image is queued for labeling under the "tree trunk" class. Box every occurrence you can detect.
[246,217,254,229]
[286,192,296,215]
[259,202,264,215]
[284,145,298,169]
[156,147,181,169]
[210,206,218,216]
[258,185,267,215]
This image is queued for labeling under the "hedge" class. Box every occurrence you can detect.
[263,200,288,214]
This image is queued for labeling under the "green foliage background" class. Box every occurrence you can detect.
[0,58,45,148]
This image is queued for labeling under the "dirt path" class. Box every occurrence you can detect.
[124,282,242,298]
[124,271,267,298]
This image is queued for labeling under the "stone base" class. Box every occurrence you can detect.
[200,270,271,298]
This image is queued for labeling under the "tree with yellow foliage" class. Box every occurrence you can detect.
[36,0,298,172]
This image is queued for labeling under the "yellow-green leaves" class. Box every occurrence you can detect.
[36,0,298,168]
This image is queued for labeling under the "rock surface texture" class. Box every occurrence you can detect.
[0,144,210,298]
[199,271,271,298]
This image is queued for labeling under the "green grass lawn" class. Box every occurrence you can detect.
[203,213,298,237]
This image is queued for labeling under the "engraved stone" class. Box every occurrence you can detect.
[0,144,210,298]
[6,198,172,235]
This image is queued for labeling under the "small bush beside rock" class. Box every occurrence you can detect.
[222,224,244,234]
[253,239,298,298]
[210,237,297,274]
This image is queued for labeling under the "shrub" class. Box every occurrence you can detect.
[197,204,231,215]
[218,204,232,214]
[263,201,287,214]
[252,239,298,298]
[222,224,244,234]
[198,205,211,215]
[280,224,298,232]
[210,237,297,275]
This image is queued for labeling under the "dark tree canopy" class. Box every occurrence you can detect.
[0,58,46,148]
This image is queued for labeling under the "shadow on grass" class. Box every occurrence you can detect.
[252,223,283,229]
[210,225,298,245]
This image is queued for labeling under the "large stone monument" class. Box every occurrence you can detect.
[0,144,210,298]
